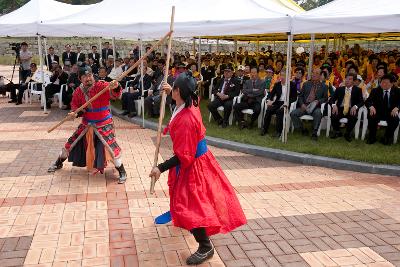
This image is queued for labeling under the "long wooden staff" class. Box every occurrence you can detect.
[47,30,172,133]
[150,6,175,194]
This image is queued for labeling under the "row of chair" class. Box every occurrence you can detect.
[207,79,399,144]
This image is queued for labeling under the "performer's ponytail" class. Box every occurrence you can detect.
[174,71,198,108]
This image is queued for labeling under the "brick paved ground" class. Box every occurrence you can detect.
[0,96,400,267]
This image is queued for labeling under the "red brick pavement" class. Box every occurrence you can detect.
[1,96,400,267]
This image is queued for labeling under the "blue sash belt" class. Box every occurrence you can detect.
[86,114,112,124]
[85,107,112,124]
[155,139,208,225]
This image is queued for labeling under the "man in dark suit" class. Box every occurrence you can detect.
[261,69,297,137]
[75,45,86,64]
[44,64,69,109]
[290,68,328,141]
[102,42,119,66]
[235,65,250,90]
[62,44,77,66]
[88,45,100,66]
[365,74,400,145]
[207,65,240,128]
[120,69,152,117]
[329,73,364,142]
[233,67,265,129]
[201,58,215,99]
[45,46,59,71]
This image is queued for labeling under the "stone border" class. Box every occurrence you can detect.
[111,106,400,177]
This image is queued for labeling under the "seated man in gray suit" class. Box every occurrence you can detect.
[290,68,328,141]
[233,67,265,129]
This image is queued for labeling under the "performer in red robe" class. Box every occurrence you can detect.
[48,67,127,184]
[149,72,247,265]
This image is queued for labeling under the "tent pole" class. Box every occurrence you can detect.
[198,36,201,73]
[139,38,145,128]
[234,39,238,66]
[307,33,315,80]
[112,37,116,66]
[333,35,337,53]
[192,38,196,57]
[325,35,329,60]
[257,40,260,55]
[37,35,46,113]
[282,33,293,143]
[273,41,276,54]
[216,39,219,53]
[43,37,49,70]
[98,38,102,67]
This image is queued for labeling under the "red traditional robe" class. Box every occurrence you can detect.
[164,105,247,236]
[64,81,122,171]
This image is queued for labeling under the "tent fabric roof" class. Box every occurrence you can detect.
[41,0,293,38]
[254,0,304,13]
[0,0,92,37]
[292,0,400,34]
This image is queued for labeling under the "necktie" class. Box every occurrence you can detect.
[384,90,389,111]
[343,88,351,115]
[252,80,256,89]
[306,82,318,104]
[221,79,228,94]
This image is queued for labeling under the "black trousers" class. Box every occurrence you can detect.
[62,87,74,107]
[144,95,161,117]
[263,101,284,134]
[207,97,233,123]
[45,84,61,105]
[234,100,261,124]
[121,91,141,114]
[17,83,28,103]
[191,227,211,251]
[368,112,399,140]
[331,107,359,135]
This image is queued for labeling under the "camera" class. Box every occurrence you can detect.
[9,43,21,55]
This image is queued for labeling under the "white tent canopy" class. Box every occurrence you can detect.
[0,0,93,37]
[41,0,294,38]
[292,0,400,34]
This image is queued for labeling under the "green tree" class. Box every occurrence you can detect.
[0,0,101,14]
[294,0,334,10]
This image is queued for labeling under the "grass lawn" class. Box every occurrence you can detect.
[111,99,400,166]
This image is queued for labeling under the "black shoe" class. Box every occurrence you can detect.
[330,131,342,139]
[366,138,377,145]
[239,121,246,130]
[380,137,392,146]
[128,112,137,118]
[221,121,228,128]
[186,246,214,265]
[116,164,127,184]
[260,128,267,136]
[15,101,22,105]
[217,119,223,126]
[273,132,281,138]
[8,99,17,103]
[311,133,318,141]
[120,111,129,116]
[344,133,352,142]
[301,129,309,136]
[48,157,66,172]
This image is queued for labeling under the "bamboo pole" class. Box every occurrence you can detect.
[47,31,172,133]
[150,6,175,194]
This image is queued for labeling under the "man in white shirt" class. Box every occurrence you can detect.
[108,58,123,80]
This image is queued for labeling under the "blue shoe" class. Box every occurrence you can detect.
[155,211,171,224]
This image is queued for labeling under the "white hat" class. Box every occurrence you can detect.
[357,75,363,81]
[237,65,245,71]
